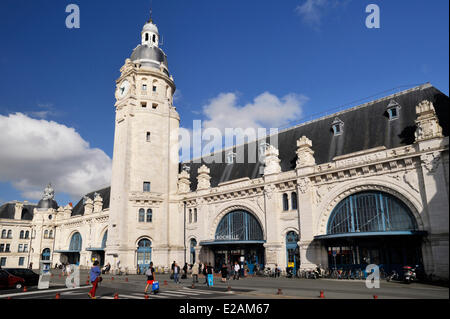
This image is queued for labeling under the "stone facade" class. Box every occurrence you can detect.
[0,18,448,281]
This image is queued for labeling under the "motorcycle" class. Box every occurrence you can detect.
[286,267,294,278]
[386,270,399,282]
[403,266,417,284]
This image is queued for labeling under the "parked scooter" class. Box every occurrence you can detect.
[286,267,294,278]
[403,266,417,284]
[386,270,399,282]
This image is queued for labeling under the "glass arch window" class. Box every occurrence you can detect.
[286,231,300,270]
[190,239,197,264]
[42,248,51,261]
[25,231,29,239]
[282,194,289,211]
[146,209,153,223]
[1,230,6,238]
[49,230,53,238]
[189,209,192,224]
[194,209,198,223]
[137,239,152,273]
[215,210,263,241]
[44,230,48,239]
[7,230,12,239]
[20,231,24,239]
[327,191,418,235]
[101,231,108,249]
[138,209,145,222]
[69,232,82,251]
[291,192,298,210]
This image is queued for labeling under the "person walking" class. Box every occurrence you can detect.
[202,262,208,284]
[173,263,180,284]
[182,263,188,279]
[221,263,228,283]
[206,262,213,286]
[192,262,199,284]
[144,262,156,295]
[88,261,102,299]
[233,262,240,280]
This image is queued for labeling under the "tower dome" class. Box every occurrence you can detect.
[131,18,170,76]
[143,21,159,34]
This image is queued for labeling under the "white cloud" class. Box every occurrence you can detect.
[295,0,349,29]
[0,113,112,201]
[202,92,307,132]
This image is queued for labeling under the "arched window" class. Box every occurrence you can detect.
[42,248,51,261]
[101,231,108,249]
[7,230,12,239]
[189,209,192,224]
[1,230,6,238]
[146,209,153,223]
[69,232,82,251]
[282,194,289,211]
[327,191,418,235]
[291,192,298,210]
[139,209,145,222]
[194,209,198,223]
[152,34,156,43]
[44,230,48,239]
[145,33,149,41]
[25,231,29,239]
[20,231,24,239]
[215,210,264,241]
[49,230,53,238]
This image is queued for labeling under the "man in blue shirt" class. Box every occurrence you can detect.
[88,261,101,299]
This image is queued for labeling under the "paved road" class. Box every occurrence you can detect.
[1,270,448,299]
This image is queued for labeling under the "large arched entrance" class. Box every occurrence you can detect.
[200,210,265,273]
[315,191,425,274]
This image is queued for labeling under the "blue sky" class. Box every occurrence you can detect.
[0,0,448,206]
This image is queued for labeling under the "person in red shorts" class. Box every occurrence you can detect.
[88,261,102,299]
[144,262,156,295]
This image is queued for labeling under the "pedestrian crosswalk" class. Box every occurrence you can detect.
[99,288,222,299]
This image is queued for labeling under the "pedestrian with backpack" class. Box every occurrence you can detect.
[144,262,156,295]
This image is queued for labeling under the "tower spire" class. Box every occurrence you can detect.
[148,0,153,23]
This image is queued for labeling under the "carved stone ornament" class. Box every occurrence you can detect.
[197,165,211,190]
[422,152,441,174]
[43,183,55,201]
[178,170,191,194]
[264,145,281,175]
[296,136,316,169]
[415,100,443,142]
[298,178,310,194]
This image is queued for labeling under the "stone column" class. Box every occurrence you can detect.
[295,136,323,270]
[414,100,449,280]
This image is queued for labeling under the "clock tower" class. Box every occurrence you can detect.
[106,15,182,272]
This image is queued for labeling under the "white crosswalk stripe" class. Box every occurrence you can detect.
[182,288,215,294]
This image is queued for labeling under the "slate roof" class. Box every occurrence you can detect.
[0,203,37,221]
[181,84,449,191]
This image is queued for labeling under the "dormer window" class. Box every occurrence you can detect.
[226,151,236,164]
[331,117,344,136]
[387,100,401,121]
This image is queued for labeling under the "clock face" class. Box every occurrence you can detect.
[117,80,130,99]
